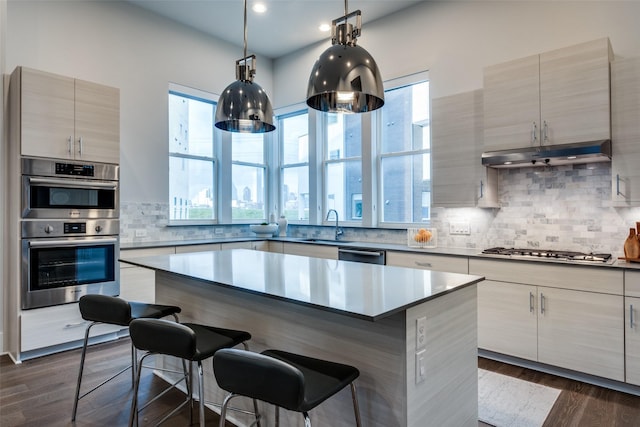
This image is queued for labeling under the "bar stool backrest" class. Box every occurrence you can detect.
[79,294,132,326]
[214,349,305,410]
[129,318,197,360]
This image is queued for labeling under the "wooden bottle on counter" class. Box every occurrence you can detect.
[624,227,640,259]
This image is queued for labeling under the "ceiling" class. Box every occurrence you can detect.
[126,0,424,59]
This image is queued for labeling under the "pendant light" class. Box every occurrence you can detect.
[215,0,275,133]
[306,0,384,113]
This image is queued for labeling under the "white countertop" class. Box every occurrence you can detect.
[120,249,484,321]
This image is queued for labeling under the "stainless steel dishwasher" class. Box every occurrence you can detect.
[338,247,386,265]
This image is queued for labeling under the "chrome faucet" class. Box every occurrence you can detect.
[326,209,344,240]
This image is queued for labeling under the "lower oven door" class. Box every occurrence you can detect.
[21,235,120,309]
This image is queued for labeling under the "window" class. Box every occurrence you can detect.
[379,79,430,223]
[168,87,217,223]
[323,113,363,223]
[231,133,267,221]
[279,111,310,222]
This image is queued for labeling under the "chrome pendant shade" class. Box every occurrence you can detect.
[214,0,275,133]
[306,4,384,113]
[215,56,275,133]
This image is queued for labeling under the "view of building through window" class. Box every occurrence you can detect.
[231,133,267,220]
[168,91,216,221]
[380,81,430,223]
[280,112,310,221]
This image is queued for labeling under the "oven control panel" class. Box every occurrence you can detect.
[22,219,119,238]
[63,222,87,234]
[55,162,95,177]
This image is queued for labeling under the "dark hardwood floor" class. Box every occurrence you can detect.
[1,337,640,426]
[478,358,640,427]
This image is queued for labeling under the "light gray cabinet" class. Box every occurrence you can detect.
[9,66,120,163]
[431,90,498,208]
[611,57,640,206]
[471,258,624,381]
[483,38,612,151]
[386,251,468,274]
[626,271,640,386]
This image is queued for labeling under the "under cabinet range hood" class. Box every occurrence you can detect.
[481,139,612,168]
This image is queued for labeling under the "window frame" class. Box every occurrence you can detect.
[377,72,431,227]
[167,83,219,226]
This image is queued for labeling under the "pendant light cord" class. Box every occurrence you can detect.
[243,0,248,61]
[344,0,348,16]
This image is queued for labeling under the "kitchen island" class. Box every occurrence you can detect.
[120,249,484,427]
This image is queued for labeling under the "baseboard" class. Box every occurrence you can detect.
[479,349,640,397]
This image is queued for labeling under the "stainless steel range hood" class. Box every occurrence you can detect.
[481,139,612,168]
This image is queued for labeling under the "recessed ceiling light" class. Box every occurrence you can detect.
[319,23,331,32]
[252,3,267,13]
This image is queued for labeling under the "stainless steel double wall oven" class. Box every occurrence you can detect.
[21,158,120,309]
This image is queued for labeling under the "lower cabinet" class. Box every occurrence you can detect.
[626,297,640,386]
[120,246,175,303]
[626,271,640,386]
[386,251,468,274]
[282,242,338,260]
[472,258,624,381]
[21,303,120,352]
[478,280,537,361]
[537,286,623,381]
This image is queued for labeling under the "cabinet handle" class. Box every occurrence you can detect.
[540,293,546,314]
[479,180,484,199]
[78,137,83,156]
[529,292,535,313]
[64,321,87,329]
[531,122,537,144]
[543,121,549,143]
[415,262,432,268]
[617,174,622,196]
[68,136,73,154]
[631,304,635,329]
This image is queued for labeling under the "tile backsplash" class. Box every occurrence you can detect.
[121,162,640,257]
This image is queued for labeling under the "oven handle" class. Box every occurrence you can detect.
[28,176,118,190]
[28,237,119,248]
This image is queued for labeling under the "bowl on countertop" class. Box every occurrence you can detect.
[250,224,278,237]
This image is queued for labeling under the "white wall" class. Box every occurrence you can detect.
[5,0,274,203]
[274,1,640,107]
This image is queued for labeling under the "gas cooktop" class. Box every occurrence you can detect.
[481,247,613,264]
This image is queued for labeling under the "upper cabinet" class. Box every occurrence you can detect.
[611,57,640,206]
[10,66,120,164]
[432,90,499,208]
[483,38,613,151]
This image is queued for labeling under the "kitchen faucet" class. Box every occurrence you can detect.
[326,209,344,241]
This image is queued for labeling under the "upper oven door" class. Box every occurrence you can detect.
[22,175,119,219]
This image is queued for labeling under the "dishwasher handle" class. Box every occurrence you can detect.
[338,248,384,257]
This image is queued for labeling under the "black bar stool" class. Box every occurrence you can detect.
[128,318,258,427]
[213,348,362,427]
[72,294,182,421]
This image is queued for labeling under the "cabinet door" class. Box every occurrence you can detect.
[20,67,76,159]
[386,251,468,274]
[175,243,221,253]
[282,243,338,260]
[75,79,120,163]
[611,57,640,206]
[537,287,624,381]
[625,297,640,386]
[432,90,498,208]
[477,281,537,361]
[539,38,612,145]
[483,54,540,150]
[119,265,155,303]
[21,303,120,352]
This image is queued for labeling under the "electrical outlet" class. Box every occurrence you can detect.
[416,317,426,349]
[416,350,426,384]
[214,228,224,235]
[135,229,147,238]
[449,221,471,235]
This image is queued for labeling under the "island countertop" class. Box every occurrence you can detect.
[120,248,484,321]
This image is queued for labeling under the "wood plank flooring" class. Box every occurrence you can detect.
[2,337,640,426]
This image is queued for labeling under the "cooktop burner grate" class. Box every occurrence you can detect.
[481,247,613,263]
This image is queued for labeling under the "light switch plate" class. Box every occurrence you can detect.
[449,221,470,235]
[416,350,426,384]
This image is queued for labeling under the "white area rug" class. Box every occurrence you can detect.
[478,369,561,427]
